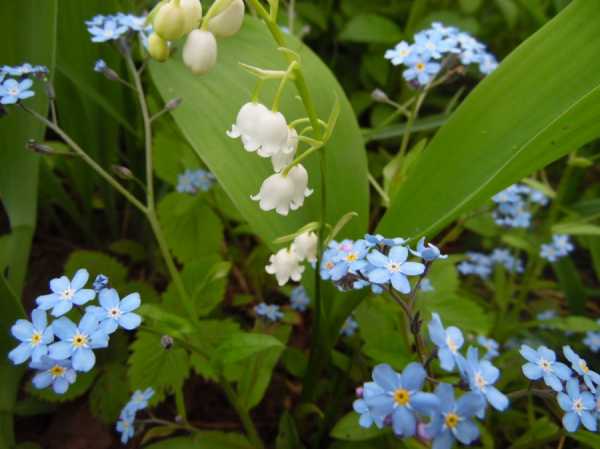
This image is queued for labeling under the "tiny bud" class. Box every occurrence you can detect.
[355,386,364,398]
[569,156,593,168]
[371,88,390,104]
[182,30,218,75]
[416,421,432,442]
[165,97,183,111]
[153,0,187,41]
[112,165,133,180]
[148,33,171,62]
[160,335,174,349]
[104,68,121,82]
[181,0,203,33]
[26,139,54,155]
[207,0,245,38]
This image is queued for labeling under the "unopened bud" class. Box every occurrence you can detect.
[208,0,245,38]
[181,0,203,33]
[182,30,218,75]
[160,335,174,349]
[569,156,592,168]
[165,97,183,110]
[148,33,170,62]
[355,386,364,398]
[26,139,54,155]
[153,0,187,41]
[112,165,133,180]
[371,88,390,103]
[104,68,121,82]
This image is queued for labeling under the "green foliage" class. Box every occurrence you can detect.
[89,364,130,423]
[214,332,284,365]
[330,412,388,441]
[338,15,403,44]
[144,432,253,449]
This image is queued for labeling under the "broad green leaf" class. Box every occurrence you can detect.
[89,364,130,423]
[418,294,491,334]
[188,319,241,381]
[149,17,368,248]
[215,333,284,365]
[540,316,600,333]
[569,431,600,449]
[552,222,600,236]
[144,433,253,449]
[507,417,559,449]
[330,412,388,441]
[276,411,304,449]
[553,257,586,314]
[339,14,403,44]
[64,249,127,283]
[364,114,448,142]
[379,0,600,239]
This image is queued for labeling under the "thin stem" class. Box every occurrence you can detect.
[22,105,147,214]
[368,172,390,206]
[221,380,265,449]
[282,144,322,175]
[398,91,427,160]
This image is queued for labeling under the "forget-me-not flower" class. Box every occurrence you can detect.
[384,41,413,66]
[461,347,509,414]
[30,356,77,394]
[428,313,464,372]
[8,309,54,364]
[557,378,597,432]
[86,288,141,334]
[92,274,109,292]
[88,19,129,42]
[254,302,284,322]
[0,78,35,104]
[123,387,154,414]
[519,345,572,392]
[403,54,441,86]
[420,278,434,292]
[36,268,96,317]
[330,239,370,281]
[563,346,600,392]
[116,408,136,444]
[410,237,447,262]
[176,168,216,193]
[364,363,440,437]
[457,252,493,279]
[340,316,359,337]
[48,314,109,372]
[290,286,310,312]
[94,59,107,73]
[364,234,405,248]
[367,245,425,294]
[478,336,500,360]
[353,381,385,428]
[583,332,600,353]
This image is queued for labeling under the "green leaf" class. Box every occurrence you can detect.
[552,222,600,236]
[144,432,253,449]
[330,412,388,441]
[338,14,403,44]
[153,121,200,185]
[553,257,586,314]
[569,430,600,449]
[215,332,284,365]
[64,249,127,283]
[418,294,492,334]
[540,316,600,333]
[379,0,600,239]
[188,319,241,381]
[365,115,448,142]
[507,417,559,449]
[276,411,305,449]
[89,364,131,423]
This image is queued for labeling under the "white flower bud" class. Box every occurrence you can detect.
[148,33,170,62]
[227,102,267,151]
[271,128,298,172]
[153,0,187,41]
[255,110,289,157]
[291,231,318,263]
[181,0,203,33]
[251,164,312,215]
[265,248,305,286]
[182,30,218,75]
[208,0,245,38]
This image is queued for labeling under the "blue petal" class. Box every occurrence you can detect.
[522,362,542,380]
[70,269,89,290]
[31,309,47,330]
[8,343,32,364]
[49,276,69,294]
[72,289,95,306]
[390,273,410,294]
[411,392,439,414]
[456,392,485,418]
[455,419,479,445]
[485,386,509,411]
[538,346,556,362]
[100,288,120,309]
[428,314,446,347]
[446,327,464,349]
[372,363,399,391]
[434,383,455,409]
[556,393,571,411]
[393,406,416,437]
[581,411,597,432]
[402,362,426,390]
[432,430,454,449]
[562,412,579,432]
[553,362,572,380]
[72,348,96,372]
[364,394,394,418]
[35,294,59,310]
[100,318,119,334]
[388,246,408,263]
[32,371,53,389]
[118,313,141,330]
[120,293,141,312]
[48,341,73,360]
[438,348,456,372]
[368,268,390,284]
[79,312,99,334]
[31,345,48,364]
[366,251,388,268]
[566,378,580,398]
[400,261,425,276]
[53,377,70,394]
[543,373,563,392]
[51,300,73,317]
[52,317,77,340]
[11,320,33,341]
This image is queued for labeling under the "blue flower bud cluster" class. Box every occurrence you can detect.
[457,248,523,279]
[0,63,48,105]
[116,388,155,444]
[540,234,574,262]
[385,22,498,87]
[520,345,600,432]
[176,168,216,194]
[320,235,445,295]
[354,313,509,447]
[491,183,548,228]
[7,269,141,395]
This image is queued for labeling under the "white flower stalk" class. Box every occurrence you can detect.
[153,0,187,41]
[266,248,305,286]
[208,0,245,38]
[181,0,203,32]
[182,30,218,75]
[291,231,318,263]
[147,33,170,62]
[271,128,298,172]
[251,164,312,215]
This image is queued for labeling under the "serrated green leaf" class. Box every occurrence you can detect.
[188,319,241,381]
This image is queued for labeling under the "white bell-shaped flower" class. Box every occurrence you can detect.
[271,128,298,172]
[255,109,289,157]
[227,102,268,152]
[182,30,218,75]
[291,231,318,263]
[208,0,245,38]
[153,0,187,41]
[181,0,203,32]
[266,248,305,286]
[251,164,312,215]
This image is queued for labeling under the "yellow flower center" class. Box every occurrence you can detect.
[72,332,88,348]
[345,253,358,262]
[393,388,410,406]
[416,63,425,71]
[50,365,65,377]
[30,332,42,347]
[444,412,460,429]
[579,360,590,374]
[60,288,75,301]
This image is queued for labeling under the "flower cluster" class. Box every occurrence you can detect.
[354,314,508,447]
[384,22,498,87]
[520,345,600,432]
[290,286,310,312]
[254,302,284,322]
[85,13,149,43]
[265,231,317,286]
[540,234,574,262]
[457,248,523,280]
[491,183,548,228]
[7,269,141,394]
[0,63,48,105]
[116,388,155,444]
[228,102,312,215]
[176,168,216,194]
[320,235,444,295]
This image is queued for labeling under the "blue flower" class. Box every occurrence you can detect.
[479,54,498,75]
[0,78,35,104]
[116,13,146,32]
[537,309,557,321]
[410,237,447,262]
[364,234,405,248]
[48,314,109,372]
[541,234,574,262]
[88,19,128,43]
[330,239,370,281]
[8,309,54,365]
[123,387,154,414]
[364,363,440,437]
[86,288,141,334]
[420,278,434,292]
[176,169,216,193]
[290,286,310,312]
[36,269,96,317]
[92,274,109,292]
[563,346,600,393]
[557,378,597,432]
[116,408,136,444]
[426,383,485,449]
[403,54,441,86]
[428,313,464,372]
[519,345,572,392]
[490,248,523,273]
[461,347,509,414]
[94,59,107,73]
[353,382,385,428]
[254,302,283,322]
[340,316,358,337]
[319,246,339,280]
[457,252,493,279]
[29,356,77,394]
[583,332,600,353]
[384,41,413,66]
[413,29,446,59]
[367,245,425,294]
[477,336,500,360]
